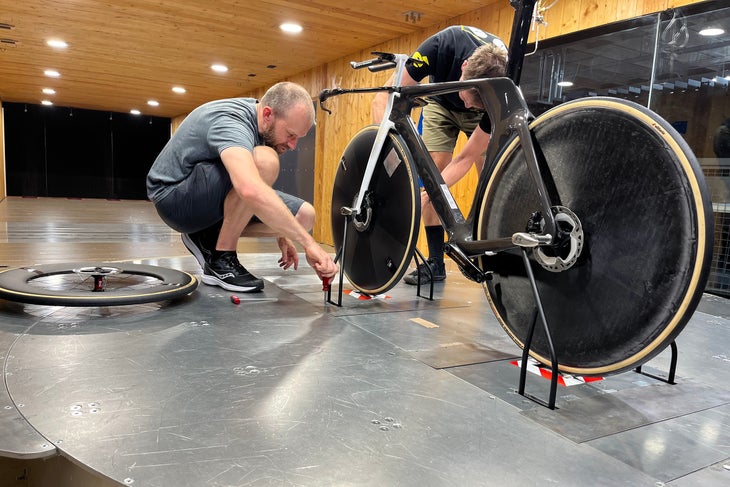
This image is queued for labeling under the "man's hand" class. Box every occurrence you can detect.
[304,244,339,280]
[277,237,299,270]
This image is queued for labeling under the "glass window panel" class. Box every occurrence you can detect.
[653,5,730,294]
[519,17,658,116]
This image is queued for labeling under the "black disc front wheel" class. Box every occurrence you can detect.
[477,97,713,376]
[331,125,420,295]
[0,263,198,306]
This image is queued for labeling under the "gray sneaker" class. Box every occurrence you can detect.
[403,259,446,285]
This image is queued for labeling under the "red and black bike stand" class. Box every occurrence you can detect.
[517,250,680,410]
[517,248,560,409]
[324,265,344,307]
[326,213,350,307]
[326,212,436,306]
[634,341,678,385]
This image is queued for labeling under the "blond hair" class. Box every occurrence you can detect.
[462,43,508,80]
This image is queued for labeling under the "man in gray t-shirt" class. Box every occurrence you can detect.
[147,81,337,293]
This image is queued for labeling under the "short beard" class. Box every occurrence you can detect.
[261,126,276,149]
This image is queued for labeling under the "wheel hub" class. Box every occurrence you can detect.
[73,266,122,292]
[350,191,374,232]
[534,206,583,272]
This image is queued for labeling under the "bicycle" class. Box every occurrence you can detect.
[318,0,714,388]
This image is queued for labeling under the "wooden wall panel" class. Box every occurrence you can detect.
[558,0,583,34]
[640,1,672,15]
[616,1,641,22]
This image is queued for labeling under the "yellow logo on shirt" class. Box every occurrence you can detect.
[411,51,429,69]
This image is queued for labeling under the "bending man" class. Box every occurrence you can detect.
[147,82,338,293]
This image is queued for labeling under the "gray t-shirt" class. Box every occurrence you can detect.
[146,97,261,202]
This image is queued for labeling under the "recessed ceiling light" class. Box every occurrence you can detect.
[147,100,159,107]
[699,28,724,36]
[41,100,53,106]
[557,81,574,87]
[211,64,228,73]
[172,86,186,94]
[130,109,141,115]
[46,39,68,48]
[44,69,60,78]
[280,22,303,34]
[42,88,56,95]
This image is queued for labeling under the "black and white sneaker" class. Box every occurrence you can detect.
[403,258,446,285]
[181,222,221,269]
[203,251,264,292]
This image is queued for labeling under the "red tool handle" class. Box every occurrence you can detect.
[322,276,331,292]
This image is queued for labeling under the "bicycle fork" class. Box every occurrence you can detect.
[340,53,412,217]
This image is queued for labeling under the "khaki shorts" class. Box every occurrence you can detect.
[420,101,483,153]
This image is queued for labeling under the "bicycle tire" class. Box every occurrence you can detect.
[331,125,420,295]
[476,97,713,376]
[0,262,199,306]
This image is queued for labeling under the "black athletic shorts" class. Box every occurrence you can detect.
[151,160,304,234]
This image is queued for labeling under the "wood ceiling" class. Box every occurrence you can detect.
[0,0,490,118]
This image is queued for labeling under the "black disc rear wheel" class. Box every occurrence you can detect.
[477,97,713,376]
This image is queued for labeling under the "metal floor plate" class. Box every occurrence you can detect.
[0,302,59,460]
[0,255,728,486]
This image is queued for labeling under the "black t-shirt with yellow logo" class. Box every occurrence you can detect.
[406,25,506,133]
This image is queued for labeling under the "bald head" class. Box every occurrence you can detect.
[261,82,315,125]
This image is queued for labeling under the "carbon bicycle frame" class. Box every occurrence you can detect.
[391,76,554,282]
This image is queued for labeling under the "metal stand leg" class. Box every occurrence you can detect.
[326,215,350,307]
[517,248,559,409]
[634,341,678,384]
[413,248,434,301]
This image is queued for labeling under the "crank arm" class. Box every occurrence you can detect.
[512,232,553,248]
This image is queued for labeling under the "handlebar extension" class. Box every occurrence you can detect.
[349,51,397,70]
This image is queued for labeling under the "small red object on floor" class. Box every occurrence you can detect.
[230,295,240,305]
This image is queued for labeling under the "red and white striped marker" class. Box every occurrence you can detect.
[511,358,603,386]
